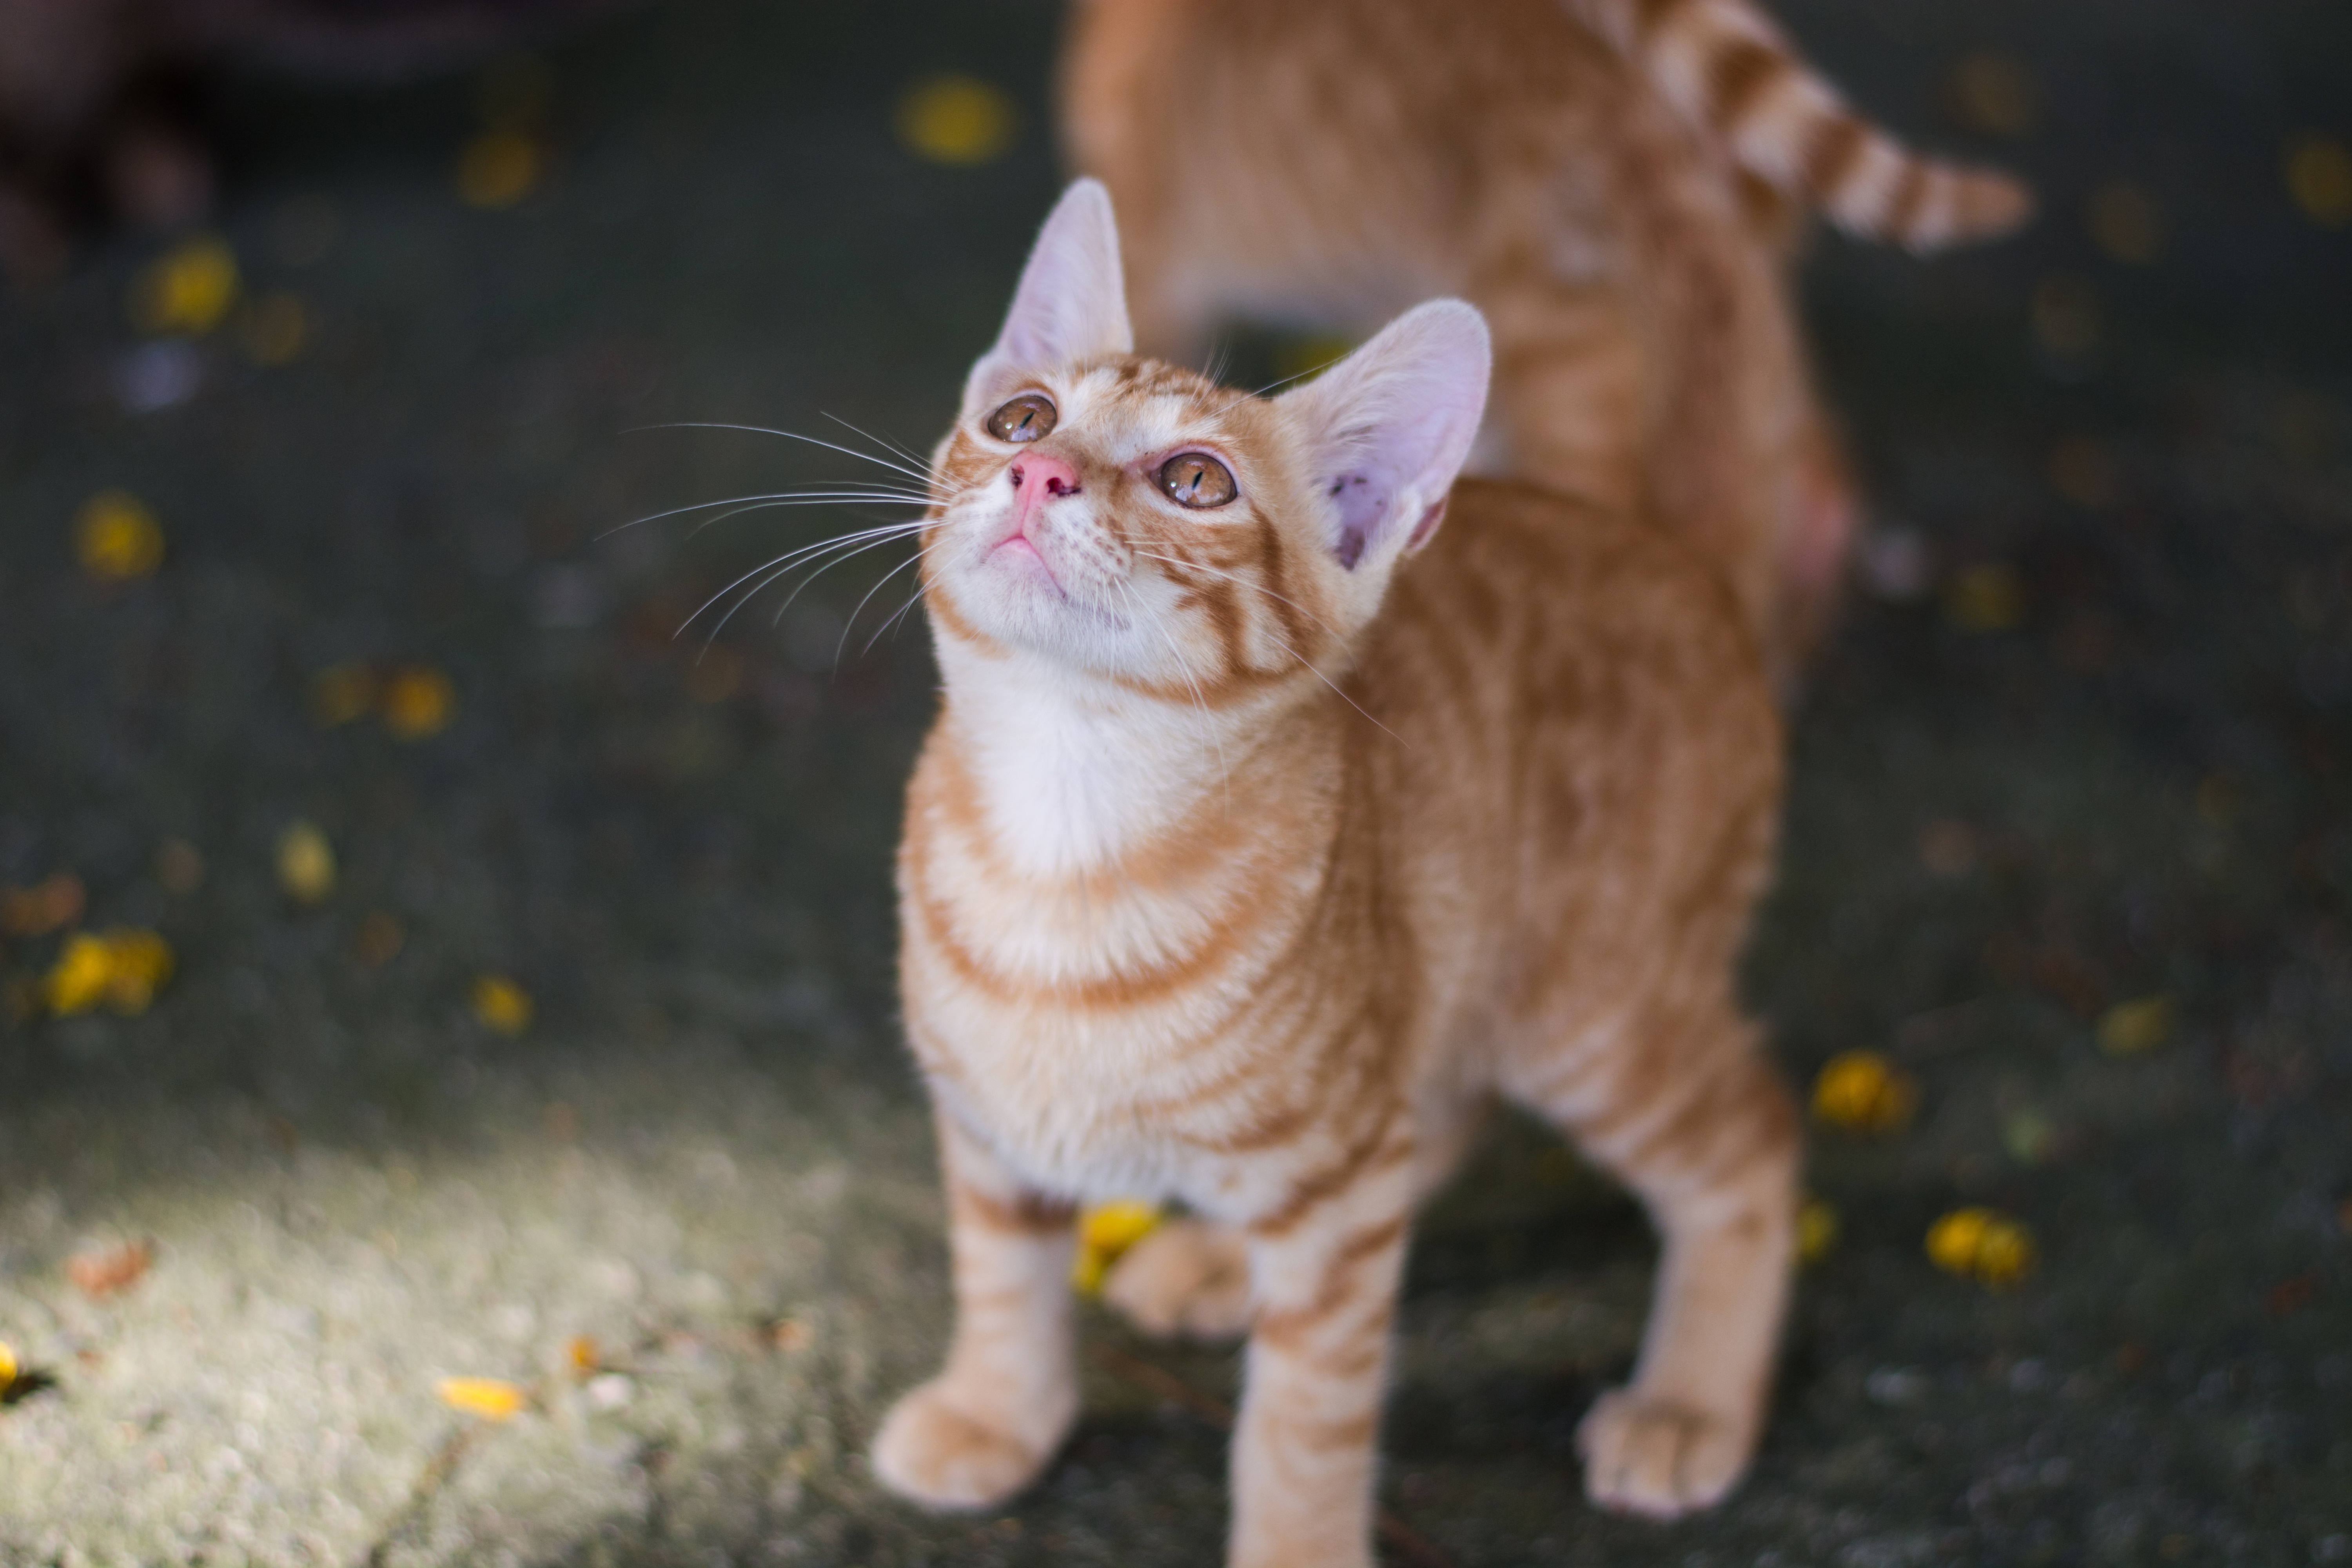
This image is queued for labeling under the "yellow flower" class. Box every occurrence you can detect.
[1810,1050,1919,1133]
[277,821,336,904]
[895,75,1018,166]
[472,974,533,1034]
[100,929,174,1012]
[457,131,543,209]
[379,666,456,740]
[129,234,241,335]
[436,1376,528,1420]
[74,491,166,580]
[2096,995,2173,1056]
[0,1339,16,1387]
[1797,1198,1839,1265]
[1926,1207,2035,1288]
[40,930,174,1016]
[1071,1199,1162,1295]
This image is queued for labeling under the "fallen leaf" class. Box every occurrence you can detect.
[276,821,336,904]
[436,1376,528,1421]
[472,974,533,1034]
[1810,1051,1919,1134]
[895,76,1018,166]
[67,1239,154,1299]
[74,491,165,580]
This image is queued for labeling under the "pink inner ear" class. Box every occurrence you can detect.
[1328,473,1389,570]
[1404,498,1448,554]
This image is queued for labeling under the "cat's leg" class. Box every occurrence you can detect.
[1227,1122,1417,1568]
[870,1115,1080,1510]
[1519,1005,1798,1519]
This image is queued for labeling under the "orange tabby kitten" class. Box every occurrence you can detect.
[871,181,1797,1563]
[1062,0,2031,676]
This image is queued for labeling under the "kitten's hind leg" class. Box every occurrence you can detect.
[871,1117,1081,1510]
[1515,1004,1798,1519]
[1102,1217,1253,1341]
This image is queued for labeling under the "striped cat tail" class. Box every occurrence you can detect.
[1567,0,2033,253]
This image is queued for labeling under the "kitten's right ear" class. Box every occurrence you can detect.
[964,180,1133,410]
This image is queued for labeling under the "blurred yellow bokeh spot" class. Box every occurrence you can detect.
[44,929,174,1016]
[1798,1198,1840,1265]
[436,1376,528,1420]
[896,75,1019,166]
[1926,1207,2034,1287]
[2285,134,2352,229]
[74,490,165,580]
[2096,994,2174,1056]
[472,974,534,1034]
[240,291,310,367]
[457,131,543,209]
[0,1340,16,1388]
[381,666,456,739]
[1810,1050,1918,1134]
[1072,1198,1162,1294]
[1945,563,2024,632]
[129,234,240,335]
[277,820,337,904]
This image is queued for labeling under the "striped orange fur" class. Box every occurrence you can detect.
[870,183,1800,1564]
[1061,0,2031,680]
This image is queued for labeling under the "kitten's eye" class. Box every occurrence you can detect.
[1156,452,1237,509]
[985,394,1057,443]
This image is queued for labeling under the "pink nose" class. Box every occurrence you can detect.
[1009,455,1082,537]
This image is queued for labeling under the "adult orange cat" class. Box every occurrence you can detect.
[871,181,1797,1564]
[1062,0,2031,677]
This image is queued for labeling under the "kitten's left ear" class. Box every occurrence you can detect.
[964,180,1133,408]
[1280,300,1491,572]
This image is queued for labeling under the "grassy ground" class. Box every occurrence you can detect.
[1,0,2347,1563]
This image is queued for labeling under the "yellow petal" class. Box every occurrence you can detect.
[1973,1218,2036,1286]
[277,821,337,904]
[0,1339,18,1387]
[894,76,1018,167]
[472,974,533,1034]
[74,491,166,581]
[436,1376,528,1420]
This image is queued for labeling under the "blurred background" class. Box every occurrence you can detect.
[0,0,2347,1563]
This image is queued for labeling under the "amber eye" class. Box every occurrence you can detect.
[985,393,1057,443]
[1156,452,1237,509]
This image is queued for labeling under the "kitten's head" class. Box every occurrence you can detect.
[923,180,1489,702]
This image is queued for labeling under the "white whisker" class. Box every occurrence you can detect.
[630,421,942,489]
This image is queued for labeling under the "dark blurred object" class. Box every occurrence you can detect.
[0,0,641,282]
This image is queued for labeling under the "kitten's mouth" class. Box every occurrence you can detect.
[988,530,1069,598]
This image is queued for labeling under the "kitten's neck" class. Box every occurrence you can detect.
[935,639,1323,881]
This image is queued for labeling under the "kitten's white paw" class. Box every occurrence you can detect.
[871,1380,1060,1510]
[1101,1218,1252,1340]
[1576,1388,1753,1519]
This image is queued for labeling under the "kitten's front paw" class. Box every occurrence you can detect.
[1101,1218,1252,1340]
[1577,1388,1753,1519]
[871,1380,1060,1510]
